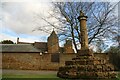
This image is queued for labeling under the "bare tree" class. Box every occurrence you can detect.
[34,2,119,52]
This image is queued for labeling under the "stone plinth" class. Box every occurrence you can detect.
[57,49,117,79]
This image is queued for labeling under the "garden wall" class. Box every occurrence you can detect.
[2,52,109,70]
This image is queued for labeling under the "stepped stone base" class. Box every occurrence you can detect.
[57,49,117,79]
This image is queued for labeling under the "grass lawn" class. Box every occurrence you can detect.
[116,73,120,80]
[2,73,63,80]
[2,74,58,78]
[2,74,63,80]
[2,72,120,80]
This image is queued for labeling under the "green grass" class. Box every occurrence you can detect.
[2,72,120,80]
[2,74,59,78]
[2,74,63,80]
[116,73,120,80]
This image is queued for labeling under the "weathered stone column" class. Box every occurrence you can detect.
[78,11,89,50]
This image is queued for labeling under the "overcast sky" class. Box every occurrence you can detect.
[1,0,55,43]
[0,0,119,44]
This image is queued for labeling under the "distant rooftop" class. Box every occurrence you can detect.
[0,44,40,53]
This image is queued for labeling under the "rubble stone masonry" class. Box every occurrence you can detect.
[2,52,109,70]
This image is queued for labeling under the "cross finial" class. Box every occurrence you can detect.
[80,10,84,16]
[53,28,54,31]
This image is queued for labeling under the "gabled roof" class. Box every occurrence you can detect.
[49,30,58,38]
[51,30,56,36]
[0,44,40,53]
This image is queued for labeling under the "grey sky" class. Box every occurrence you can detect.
[1,0,119,45]
[1,1,55,43]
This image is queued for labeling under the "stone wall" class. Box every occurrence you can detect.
[2,53,41,70]
[59,53,76,67]
[94,53,109,60]
[2,53,75,70]
[2,53,109,70]
[0,53,2,69]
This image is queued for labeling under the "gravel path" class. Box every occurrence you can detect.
[2,69,57,75]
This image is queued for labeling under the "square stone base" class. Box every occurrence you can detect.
[77,49,93,56]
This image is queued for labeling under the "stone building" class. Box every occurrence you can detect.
[16,30,74,53]
[1,44,76,70]
[1,29,76,70]
[47,30,59,53]
[1,31,110,71]
[64,40,74,53]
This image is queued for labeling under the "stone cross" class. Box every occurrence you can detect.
[78,11,89,50]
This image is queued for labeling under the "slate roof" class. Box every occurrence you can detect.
[33,42,47,52]
[18,42,33,44]
[0,44,40,53]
